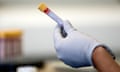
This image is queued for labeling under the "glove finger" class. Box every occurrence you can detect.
[63,20,75,34]
[54,25,63,42]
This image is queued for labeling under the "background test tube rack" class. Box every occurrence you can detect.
[0,29,22,60]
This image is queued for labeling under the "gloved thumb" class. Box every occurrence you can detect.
[63,20,75,34]
[54,25,63,42]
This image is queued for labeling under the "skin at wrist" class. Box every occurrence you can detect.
[92,46,120,72]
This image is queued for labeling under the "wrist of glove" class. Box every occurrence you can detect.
[53,20,115,68]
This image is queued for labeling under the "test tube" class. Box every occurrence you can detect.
[38,3,67,37]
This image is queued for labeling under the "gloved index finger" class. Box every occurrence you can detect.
[63,20,75,34]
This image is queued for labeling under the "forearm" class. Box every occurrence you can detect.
[92,47,120,72]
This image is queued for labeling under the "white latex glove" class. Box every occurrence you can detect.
[53,20,115,68]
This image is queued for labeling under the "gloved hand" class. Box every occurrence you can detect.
[53,20,115,68]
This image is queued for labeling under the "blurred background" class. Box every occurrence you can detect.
[0,0,120,72]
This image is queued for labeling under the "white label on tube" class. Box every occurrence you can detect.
[47,11,63,27]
